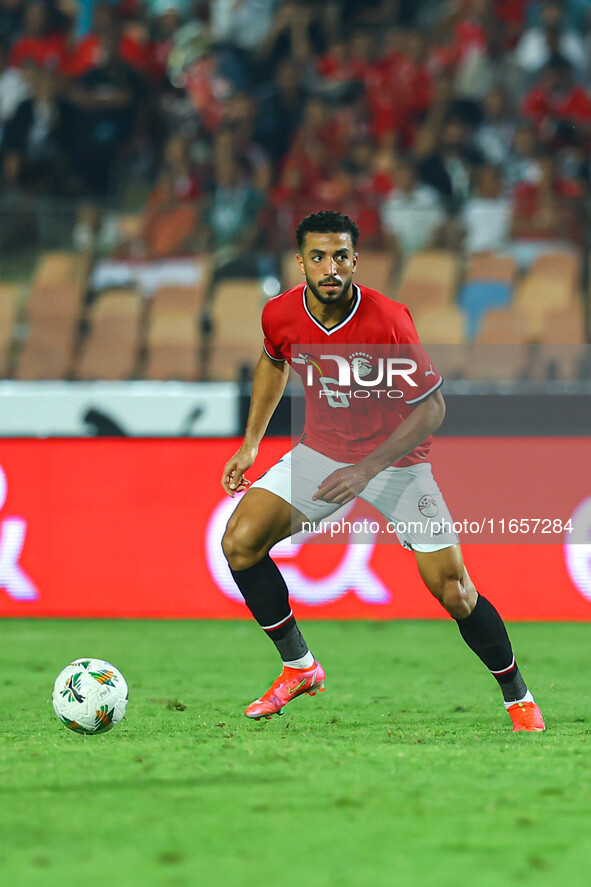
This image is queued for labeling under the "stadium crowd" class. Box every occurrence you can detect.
[0,0,590,268]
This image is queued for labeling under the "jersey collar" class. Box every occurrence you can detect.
[302,283,361,335]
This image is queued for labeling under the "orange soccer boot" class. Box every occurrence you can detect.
[506,701,546,732]
[245,660,326,720]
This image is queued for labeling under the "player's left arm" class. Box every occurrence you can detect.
[312,391,446,505]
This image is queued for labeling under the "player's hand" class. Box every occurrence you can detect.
[221,445,257,497]
[312,465,372,506]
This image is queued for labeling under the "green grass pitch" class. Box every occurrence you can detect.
[1,619,591,887]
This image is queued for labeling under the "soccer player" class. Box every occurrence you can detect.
[220,210,545,732]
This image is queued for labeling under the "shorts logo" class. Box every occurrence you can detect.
[418,495,438,517]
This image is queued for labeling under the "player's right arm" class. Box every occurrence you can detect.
[221,350,290,497]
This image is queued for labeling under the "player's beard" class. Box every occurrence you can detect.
[306,275,353,305]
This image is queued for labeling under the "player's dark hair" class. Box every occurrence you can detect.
[296,211,360,251]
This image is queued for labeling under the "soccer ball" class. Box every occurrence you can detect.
[52,658,128,735]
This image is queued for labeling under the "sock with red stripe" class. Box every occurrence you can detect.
[230,554,311,664]
[456,594,528,703]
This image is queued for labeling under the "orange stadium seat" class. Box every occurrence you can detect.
[423,343,469,381]
[281,251,302,290]
[209,279,266,381]
[465,253,516,284]
[74,289,142,380]
[413,305,466,344]
[16,317,77,380]
[529,343,584,381]
[353,250,395,295]
[27,283,84,322]
[463,342,530,382]
[0,284,21,376]
[145,285,203,380]
[529,305,587,380]
[468,306,532,381]
[397,250,458,310]
[475,306,532,344]
[33,251,89,289]
[531,250,579,287]
[514,251,579,336]
[539,305,585,344]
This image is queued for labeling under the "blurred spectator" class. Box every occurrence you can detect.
[211,0,279,53]
[0,0,24,49]
[504,123,544,188]
[455,18,525,100]
[9,0,69,73]
[67,26,147,197]
[257,0,321,77]
[139,132,202,257]
[67,3,152,79]
[279,96,339,197]
[369,28,433,147]
[210,0,279,86]
[0,41,29,146]
[350,139,397,199]
[450,0,492,63]
[205,138,265,277]
[254,57,307,162]
[514,0,587,78]
[380,157,445,260]
[510,152,582,265]
[148,2,183,84]
[222,91,271,191]
[2,66,74,194]
[474,86,517,165]
[461,163,511,253]
[522,54,591,147]
[417,117,484,210]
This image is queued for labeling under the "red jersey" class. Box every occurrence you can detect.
[262,284,442,466]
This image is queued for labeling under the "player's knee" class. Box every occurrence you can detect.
[425,570,474,619]
[440,579,474,618]
[222,513,267,571]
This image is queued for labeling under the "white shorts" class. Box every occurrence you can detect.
[250,443,459,553]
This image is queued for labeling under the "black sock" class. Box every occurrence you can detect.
[230,554,310,663]
[456,594,528,703]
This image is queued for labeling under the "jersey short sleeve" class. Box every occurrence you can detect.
[261,299,286,362]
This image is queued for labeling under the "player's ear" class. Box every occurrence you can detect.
[352,251,359,272]
[296,253,306,276]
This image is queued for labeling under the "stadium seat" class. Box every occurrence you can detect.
[15,317,77,380]
[33,251,89,289]
[281,251,302,290]
[0,284,21,376]
[413,305,466,344]
[528,343,584,381]
[27,283,84,322]
[463,342,530,381]
[209,280,266,381]
[397,250,458,310]
[353,250,395,295]
[468,306,532,381]
[74,289,143,380]
[145,285,203,380]
[475,306,532,343]
[514,251,579,337]
[423,343,469,381]
[458,281,512,340]
[539,306,585,344]
[465,254,516,285]
[529,306,587,380]
[531,251,579,288]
